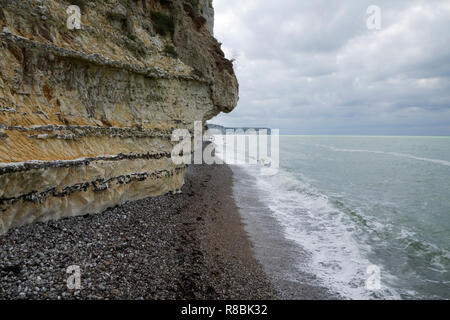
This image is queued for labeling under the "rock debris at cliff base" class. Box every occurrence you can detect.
[0,164,276,300]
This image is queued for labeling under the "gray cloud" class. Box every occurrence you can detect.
[211,0,450,135]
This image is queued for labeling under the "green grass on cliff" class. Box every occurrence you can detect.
[150,11,175,37]
[164,45,179,59]
[188,0,200,10]
[70,0,86,11]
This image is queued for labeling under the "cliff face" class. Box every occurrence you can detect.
[0,0,238,234]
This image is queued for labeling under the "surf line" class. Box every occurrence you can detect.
[306,143,450,167]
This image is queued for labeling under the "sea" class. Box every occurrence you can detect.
[213,135,450,300]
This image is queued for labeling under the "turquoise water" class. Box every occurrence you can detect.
[215,134,449,299]
[268,136,450,299]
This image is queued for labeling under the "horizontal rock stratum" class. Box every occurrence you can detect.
[0,0,238,234]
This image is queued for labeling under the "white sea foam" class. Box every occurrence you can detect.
[251,168,402,299]
[309,144,450,167]
[214,137,402,299]
[216,136,450,299]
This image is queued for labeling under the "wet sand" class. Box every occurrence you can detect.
[230,166,338,300]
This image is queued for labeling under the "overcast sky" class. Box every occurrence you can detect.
[211,0,450,135]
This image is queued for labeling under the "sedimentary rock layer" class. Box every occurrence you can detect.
[0,0,238,234]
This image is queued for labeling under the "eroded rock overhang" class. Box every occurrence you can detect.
[0,0,238,234]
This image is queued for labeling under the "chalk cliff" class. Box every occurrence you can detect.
[0,0,238,234]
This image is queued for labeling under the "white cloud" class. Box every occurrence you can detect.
[212,0,450,135]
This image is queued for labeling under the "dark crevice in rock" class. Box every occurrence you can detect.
[0,33,209,83]
[0,166,185,206]
[0,151,173,176]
